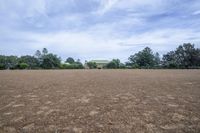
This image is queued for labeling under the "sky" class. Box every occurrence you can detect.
[0,0,200,62]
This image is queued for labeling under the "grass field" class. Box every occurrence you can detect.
[0,70,200,133]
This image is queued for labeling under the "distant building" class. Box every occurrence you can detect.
[85,60,110,69]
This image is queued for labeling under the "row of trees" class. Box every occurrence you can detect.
[127,43,200,69]
[0,43,200,69]
[162,44,200,68]
[86,43,200,69]
[86,59,125,69]
[0,48,83,69]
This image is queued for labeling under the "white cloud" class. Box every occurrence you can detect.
[96,0,119,15]
[95,0,169,15]
[193,10,200,15]
[0,0,200,61]
[2,27,199,61]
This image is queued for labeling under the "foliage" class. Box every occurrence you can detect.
[162,43,200,68]
[41,53,61,69]
[154,52,161,67]
[34,48,61,69]
[0,55,6,69]
[119,63,126,69]
[0,62,6,69]
[106,59,121,69]
[0,55,18,69]
[35,50,42,59]
[19,63,29,69]
[18,55,40,69]
[128,47,160,68]
[86,61,97,69]
[0,44,200,70]
[162,51,178,68]
[61,58,84,69]
[42,48,48,55]
[74,60,84,69]
[61,63,84,69]
[66,57,75,64]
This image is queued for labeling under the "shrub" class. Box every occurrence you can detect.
[19,63,29,69]
[61,63,84,69]
[86,62,97,69]
[0,64,6,70]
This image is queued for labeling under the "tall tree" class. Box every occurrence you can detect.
[0,55,7,69]
[66,57,75,64]
[162,43,200,68]
[86,61,97,69]
[35,50,42,58]
[18,55,40,69]
[5,56,18,69]
[106,59,121,69]
[128,47,158,68]
[154,52,161,67]
[42,48,48,55]
[162,51,178,68]
[41,53,61,69]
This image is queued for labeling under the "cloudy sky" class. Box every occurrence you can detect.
[0,0,200,62]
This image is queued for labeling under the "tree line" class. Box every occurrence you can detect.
[0,43,200,70]
[0,48,83,70]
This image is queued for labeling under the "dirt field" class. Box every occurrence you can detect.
[0,70,200,133]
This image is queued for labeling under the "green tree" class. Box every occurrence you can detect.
[162,43,200,68]
[35,50,42,58]
[0,64,5,70]
[66,57,75,64]
[162,51,178,68]
[42,48,48,55]
[119,63,126,69]
[194,48,200,66]
[62,58,84,69]
[154,52,161,67]
[41,53,61,69]
[34,50,42,66]
[175,43,198,68]
[74,59,84,69]
[106,59,121,69]
[34,48,61,69]
[19,63,29,69]
[0,55,19,69]
[18,55,40,69]
[86,61,97,69]
[0,55,6,69]
[5,56,18,69]
[42,53,61,69]
[128,47,157,68]
[61,62,84,69]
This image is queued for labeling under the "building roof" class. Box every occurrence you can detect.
[90,60,110,64]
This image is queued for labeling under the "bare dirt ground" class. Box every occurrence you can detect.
[0,70,200,133]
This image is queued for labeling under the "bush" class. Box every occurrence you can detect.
[19,63,29,69]
[119,63,126,69]
[0,64,6,70]
[86,62,97,69]
[131,64,140,69]
[105,59,120,69]
[61,63,84,69]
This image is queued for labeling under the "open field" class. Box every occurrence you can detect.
[0,70,200,133]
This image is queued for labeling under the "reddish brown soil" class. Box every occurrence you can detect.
[0,70,200,133]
